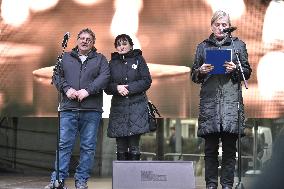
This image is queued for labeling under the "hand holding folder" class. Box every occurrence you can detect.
[205,49,232,74]
[199,63,214,74]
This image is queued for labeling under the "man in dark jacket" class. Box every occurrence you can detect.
[45,28,110,189]
[191,10,252,189]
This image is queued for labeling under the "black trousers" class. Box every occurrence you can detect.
[116,134,141,153]
[204,133,237,188]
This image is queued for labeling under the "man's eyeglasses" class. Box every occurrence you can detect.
[78,37,93,43]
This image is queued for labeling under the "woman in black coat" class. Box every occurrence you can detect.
[191,10,252,189]
[105,34,152,160]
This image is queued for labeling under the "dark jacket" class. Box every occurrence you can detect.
[52,47,110,112]
[105,49,152,138]
[191,34,252,137]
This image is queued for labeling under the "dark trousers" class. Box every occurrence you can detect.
[116,135,141,160]
[204,133,237,188]
[116,135,141,153]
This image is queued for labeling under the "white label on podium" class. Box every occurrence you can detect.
[112,161,195,189]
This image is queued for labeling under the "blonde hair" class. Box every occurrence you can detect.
[211,10,231,26]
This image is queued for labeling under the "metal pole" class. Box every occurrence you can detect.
[253,120,259,172]
[175,119,182,160]
[156,118,164,160]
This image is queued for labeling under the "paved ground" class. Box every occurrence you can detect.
[0,175,256,189]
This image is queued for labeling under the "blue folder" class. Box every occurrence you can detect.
[205,49,232,74]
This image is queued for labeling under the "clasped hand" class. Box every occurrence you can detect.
[117,85,129,96]
[66,88,89,102]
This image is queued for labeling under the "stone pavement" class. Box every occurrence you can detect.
[0,175,257,189]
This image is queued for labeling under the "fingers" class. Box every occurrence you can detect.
[77,89,89,102]
[117,85,129,96]
[199,64,214,74]
[224,61,236,73]
[119,89,129,96]
[66,88,90,101]
[77,95,83,102]
[199,62,236,74]
[66,88,77,100]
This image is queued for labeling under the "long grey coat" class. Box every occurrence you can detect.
[105,49,152,138]
[191,34,252,137]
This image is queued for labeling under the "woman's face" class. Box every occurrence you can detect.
[116,39,132,54]
[211,16,230,39]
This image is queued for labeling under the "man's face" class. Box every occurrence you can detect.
[211,16,230,39]
[77,32,94,54]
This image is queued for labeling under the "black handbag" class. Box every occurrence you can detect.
[147,100,161,132]
[134,56,161,131]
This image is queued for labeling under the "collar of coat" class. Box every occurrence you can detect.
[111,49,142,61]
[70,46,98,59]
[204,33,239,47]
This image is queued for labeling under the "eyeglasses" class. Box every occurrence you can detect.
[78,37,93,43]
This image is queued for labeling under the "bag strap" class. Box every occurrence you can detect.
[148,101,161,117]
[136,55,161,117]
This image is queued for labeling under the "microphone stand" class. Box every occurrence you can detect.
[50,34,69,189]
[227,32,248,189]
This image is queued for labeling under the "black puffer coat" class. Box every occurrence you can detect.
[191,34,252,137]
[105,49,152,138]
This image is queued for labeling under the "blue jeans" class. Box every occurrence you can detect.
[51,111,102,183]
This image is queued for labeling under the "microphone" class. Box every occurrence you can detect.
[223,27,237,33]
[62,32,70,47]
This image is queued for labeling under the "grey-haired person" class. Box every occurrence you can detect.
[191,10,252,189]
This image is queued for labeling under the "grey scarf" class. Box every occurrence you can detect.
[213,35,229,46]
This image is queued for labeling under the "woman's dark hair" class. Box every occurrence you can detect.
[114,34,134,48]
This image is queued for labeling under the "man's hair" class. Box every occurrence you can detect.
[77,28,96,40]
[114,34,134,48]
[211,10,231,26]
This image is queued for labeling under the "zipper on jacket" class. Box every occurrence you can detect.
[83,57,90,71]
[219,89,223,126]
[78,63,83,109]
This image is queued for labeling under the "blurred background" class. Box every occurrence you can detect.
[1,0,284,180]
[0,0,283,118]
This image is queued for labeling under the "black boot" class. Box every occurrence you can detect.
[116,152,129,160]
[206,186,217,189]
[129,152,141,160]
[222,186,232,189]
